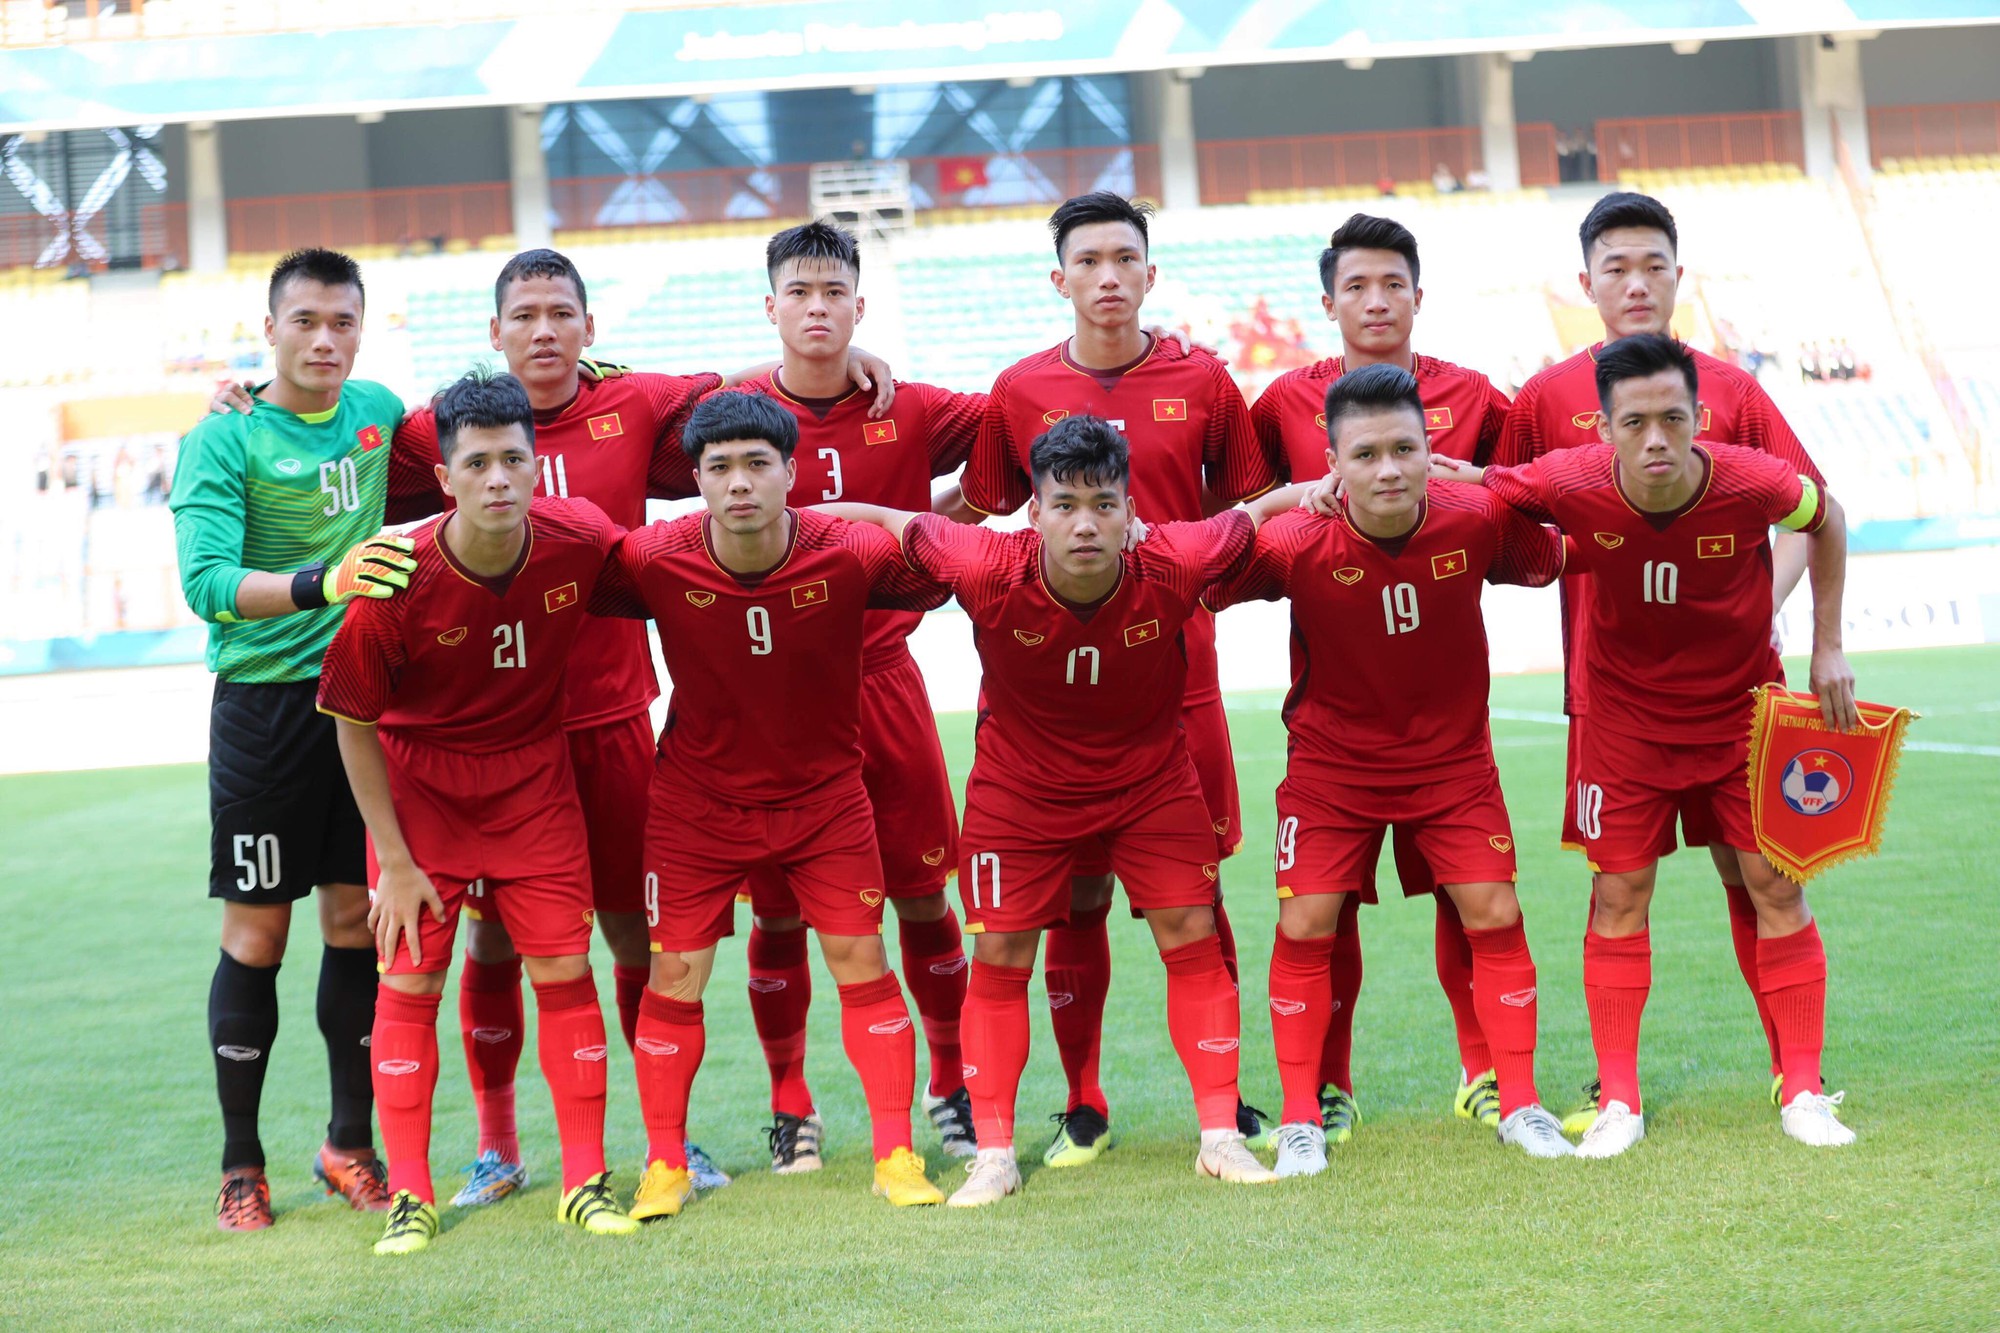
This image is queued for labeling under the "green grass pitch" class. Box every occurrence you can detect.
[3,647,1996,1329]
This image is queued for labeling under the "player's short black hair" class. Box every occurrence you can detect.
[433,367,535,464]
[1318,213,1420,294]
[1324,363,1426,447]
[682,390,800,463]
[1029,414,1130,494]
[1580,191,1678,264]
[1049,191,1152,263]
[494,248,588,314]
[766,219,861,289]
[267,247,364,314]
[1594,333,1699,417]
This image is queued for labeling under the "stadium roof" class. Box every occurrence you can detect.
[4,0,1998,133]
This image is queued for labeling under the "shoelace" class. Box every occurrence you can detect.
[1240,1103,1271,1128]
[349,1157,390,1204]
[1577,1078,1603,1107]
[383,1194,429,1236]
[767,1118,816,1160]
[218,1176,266,1222]
[567,1179,619,1221]
[1273,1123,1321,1152]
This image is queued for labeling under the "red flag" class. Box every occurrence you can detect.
[936,156,989,190]
[1746,685,1917,883]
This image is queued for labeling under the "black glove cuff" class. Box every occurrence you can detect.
[292,564,329,610]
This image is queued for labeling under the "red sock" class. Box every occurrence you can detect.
[632,991,704,1169]
[532,976,609,1192]
[1317,893,1363,1093]
[898,913,968,1097]
[962,961,1032,1149]
[1433,892,1492,1079]
[1214,895,1241,987]
[1268,930,1334,1124]
[746,924,814,1117]
[1724,883,1783,1077]
[1465,919,1541,1118]
[1161,934,1241,1131]
[1582,929,1651,1113]
[1045,901,1111,1116]
[1757,921,1827,1098]
[372,985,441,1203]
[612,964,649,1053]
[457,955,523,1164]
[838,973,918,1159]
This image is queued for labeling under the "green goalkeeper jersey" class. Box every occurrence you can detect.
[170,381,404,683]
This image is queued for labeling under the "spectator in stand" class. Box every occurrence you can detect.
[1432,162,1460,194]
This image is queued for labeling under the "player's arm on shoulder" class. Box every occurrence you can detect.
[1200,513,1291,613]
[1473,377,1513,468]
[960,381,1032,517]
[1488,505,1567,588]
[1202,359,1278,504]
[923,384,989,475]
[812,501,926,545]
[586,532,651,619]
[852,520,951,611]
[1490,382,1539,470]
[1456,455,1561,525]
[387,411,446,524]
[1248,377,1293,484]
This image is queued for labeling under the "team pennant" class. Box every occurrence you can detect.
[1746,685,1917,884]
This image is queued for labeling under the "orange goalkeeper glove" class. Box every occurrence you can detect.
[293,533,417,608]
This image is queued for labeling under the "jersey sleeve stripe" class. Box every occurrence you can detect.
[314,704,378,726]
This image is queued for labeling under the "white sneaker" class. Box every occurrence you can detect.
[947,1148,1022,1208]
[1575,1099,1645,1159]
[1271,1122,1328,1178]
[1780,1089,1856,1147]
[1195,1130,1279,1184]
[1496,1104,1577,1158]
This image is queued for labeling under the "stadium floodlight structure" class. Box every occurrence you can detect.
[810,157,912,241]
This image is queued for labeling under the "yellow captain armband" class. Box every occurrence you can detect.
[215,610,242,624]
[1778,477,1822,532]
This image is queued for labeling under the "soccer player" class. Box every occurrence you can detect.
[955,192,1278,1165]
[719,220,986,1170]
[1210,364,1572,1175]
[1438,333,1858,1155]
[1496,193,1830,1130]
[1250,213,1517,1141]
[826,414,1282,1206]
[171,247,419,1231]
[318,370,641,1254]
[588,390,951,1218]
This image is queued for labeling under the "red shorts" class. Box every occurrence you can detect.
[372,730,594,974]
[566,711,654,916]
[646,774,885,953]
[1561,716,1587,849]
[958,761,1219,935]
[1075,694,1242,881]
[1576,725,1755,874]
[745,653,958,918]
[1273,764,1518,900]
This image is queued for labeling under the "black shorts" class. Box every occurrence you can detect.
[208,677,366,903]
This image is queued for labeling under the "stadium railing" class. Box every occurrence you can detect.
[1594,110,1805,176]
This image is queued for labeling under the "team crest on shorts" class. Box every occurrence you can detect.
[922,847,947,866]
[685,591,716,608]
[1593,533,1625,550]
[1013,629,1046,646]
[437,626,468,646]
[1201,863,1219,881]
[859,888,884,907]
[1332,567,1364,586]
[1212,817,1230,835]
[581,909,595,928]
[1488,835,1513,853]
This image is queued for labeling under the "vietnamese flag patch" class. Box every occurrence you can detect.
[1430,549,1467,580]
[356,424,384,451]
[1423,406,1454,431]
[790,580,829,609]
[588,413,623,441]
[545,582,579,613]
[1153,399,1187,422]
[865,420,898,445]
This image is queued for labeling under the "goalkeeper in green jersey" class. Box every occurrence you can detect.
[170,247,416,1232]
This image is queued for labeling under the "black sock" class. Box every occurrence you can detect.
[210,950,280,1173]
[318,945,378,1153]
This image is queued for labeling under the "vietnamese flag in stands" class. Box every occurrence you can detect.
[937,156,989,190]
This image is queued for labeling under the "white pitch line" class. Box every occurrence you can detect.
[1907,741,2000,757]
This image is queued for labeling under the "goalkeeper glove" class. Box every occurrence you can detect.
[292,533,418,609]
[579,357,632,381]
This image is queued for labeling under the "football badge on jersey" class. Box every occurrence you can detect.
[1593,533,1625,550]
[1314,412,1327,429]
[437,626,469,646]
[1041,409,1070,426]
[1124,619,1161,646]
[864,420,898,445]
[1430,549,1468,580]
[1153,398,1187,422]
[544,582,579,613]
[1423,406,1454,432]
[1013,629,1046,646]
[1571,410,1605,432]
[685,591,716,608]
[1697,534,1736,559]
[1332,567,1364,586]
[790,580,829,608]
[1746,684,1917,883]
[859,889,884,908]
[587,412,623,440]
[1488,835,1513,853]
[356,424,384,451]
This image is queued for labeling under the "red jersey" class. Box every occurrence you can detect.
[1492,344,1823,718]
[385,369,721,730]
[1251,353,1511,482]
[1482,443,1827,745]
[732,372,985,669]
[316,496,619,753]
[960,336,1274,705]
[1205,486,1563,787]
[589,508,947,808]
[901,510,1254,804]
